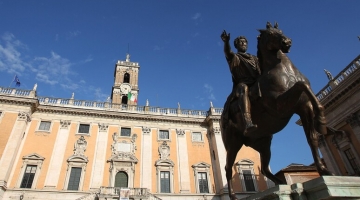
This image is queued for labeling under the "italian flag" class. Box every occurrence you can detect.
[128,92,137,102]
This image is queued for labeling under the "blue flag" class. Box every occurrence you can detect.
[13,75,21,87]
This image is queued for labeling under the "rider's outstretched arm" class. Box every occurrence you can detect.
[221,30,235,62]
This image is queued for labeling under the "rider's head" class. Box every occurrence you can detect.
[234,36,248,53]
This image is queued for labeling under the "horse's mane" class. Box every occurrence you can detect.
[256,32,265,74]
[256,22,283,74]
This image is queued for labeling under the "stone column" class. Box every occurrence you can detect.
[318,135,341,175]
[175,129,190,193]
[90,123,109,189]
[140,127,152,190]
[0,112,31,187]
[44,120,71,189]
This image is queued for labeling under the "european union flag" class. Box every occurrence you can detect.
[13,75,21,87]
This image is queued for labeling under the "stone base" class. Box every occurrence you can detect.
[242,176,360,200]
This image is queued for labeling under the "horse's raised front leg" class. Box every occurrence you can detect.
[252,136,284,185]
[225,141,242,200]
[299,103,334,176]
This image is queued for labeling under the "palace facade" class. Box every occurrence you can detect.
[315,55,360,177]
[0,55,271,200]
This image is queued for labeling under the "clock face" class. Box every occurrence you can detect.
[120,84,131,94]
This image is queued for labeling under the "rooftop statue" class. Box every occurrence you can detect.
[220,22,335,200]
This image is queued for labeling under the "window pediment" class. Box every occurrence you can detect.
[192,162,211,169]
[22,153,45,161]
[155,159,174,167]
[67,155,88,163]
[236,159,254,165]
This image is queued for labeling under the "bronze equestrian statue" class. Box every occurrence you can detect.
[220,22,334,200]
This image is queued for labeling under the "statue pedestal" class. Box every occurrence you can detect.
[243,176,360,200]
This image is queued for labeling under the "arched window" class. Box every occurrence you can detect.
[115,171,128,188]
[121,96,128,105]
[123,73,130,83]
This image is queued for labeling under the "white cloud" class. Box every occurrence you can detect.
[67,31,81,39]
[0,32,29,74]
[0,33,107,101]
[204,83,216,101]
[192,13,201,20]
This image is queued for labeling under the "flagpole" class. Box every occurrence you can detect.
[9,75,15,87]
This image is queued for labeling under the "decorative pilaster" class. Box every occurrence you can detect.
[141,126,152,189]
[175,129,190,193]
[90,124,109,189]
[0,112,31,186]
[44,120,72,189]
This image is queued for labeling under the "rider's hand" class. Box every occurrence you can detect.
[221,30,230,42]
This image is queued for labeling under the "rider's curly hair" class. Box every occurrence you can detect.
[234,36,248,48]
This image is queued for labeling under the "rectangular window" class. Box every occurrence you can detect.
[242,170,256,191]
[159,130,169,140]
[344,148,360,174]
[20,165,37,188]
[38,121,51,131]
[67,167,82,190]
[120,128,131,137]
[198,172,209,193]
[160,171,170,193]
[192,132,203,142]
[78,124,90,134]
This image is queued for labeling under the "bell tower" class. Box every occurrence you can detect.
[111,54,139,105]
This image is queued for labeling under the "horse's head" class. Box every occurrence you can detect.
[257,22,292,53]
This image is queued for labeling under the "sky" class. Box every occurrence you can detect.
[0,0,359,173]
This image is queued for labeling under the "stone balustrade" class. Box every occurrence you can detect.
[0,87,34,97]
[316,55,360,101]
[36,96,209,117]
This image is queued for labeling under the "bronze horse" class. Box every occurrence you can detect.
[220,22,334,200]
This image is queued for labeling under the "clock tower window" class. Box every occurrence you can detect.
[123,73,130,83]
[121,96,128,105]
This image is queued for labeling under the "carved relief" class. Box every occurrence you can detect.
[60,120,71,129]
[159,141,170,160]
[142,126,151,134]
[214,127,221,135]
[74,136,87,156]
[346,112,360,128]
[111,132,137,155]
[176,129,185,136]
[98,123,109,132]
[330,128,350,149]
[18,112,31,122]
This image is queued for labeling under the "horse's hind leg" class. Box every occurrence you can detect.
[252,136,284,185]
[299,103,334,176]
[225,141,242,200]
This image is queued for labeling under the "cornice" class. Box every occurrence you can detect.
[36,105,206,125]
[0,95,39,113]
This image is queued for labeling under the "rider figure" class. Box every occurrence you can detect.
[221,30,261,134]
